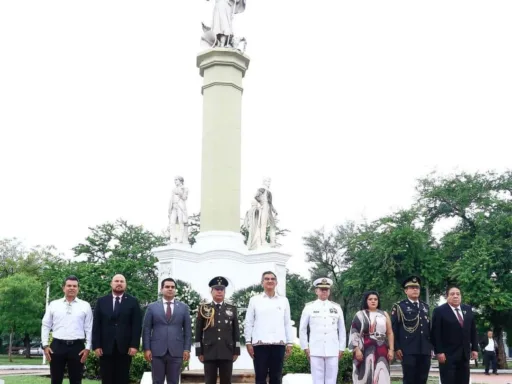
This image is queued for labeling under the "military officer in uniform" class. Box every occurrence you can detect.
[194,276,240,384]
[299,277,346,384]
[391,275,432,384]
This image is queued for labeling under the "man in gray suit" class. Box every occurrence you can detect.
[143,278,192,384]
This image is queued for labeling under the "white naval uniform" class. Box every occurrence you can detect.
[299,299,346,384]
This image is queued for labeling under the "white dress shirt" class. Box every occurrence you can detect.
[244,292,294,346]
[113,294,123,310]
[41,297,93,349]
[485,338,495,351]
[449,304,464,320]
[299,299,346,357]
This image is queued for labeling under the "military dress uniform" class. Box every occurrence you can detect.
[299,278,346,384]
[391,276,432,384]
[194,277,240,384]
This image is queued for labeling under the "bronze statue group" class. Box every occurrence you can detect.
[41,273,482,384]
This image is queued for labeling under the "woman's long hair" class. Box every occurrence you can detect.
[360,290,381,310]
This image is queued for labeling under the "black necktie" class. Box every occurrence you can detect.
[413,302,418,309]
[114,296,120,315]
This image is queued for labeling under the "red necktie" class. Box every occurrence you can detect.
[166,302,172,321]
[455,308,464,327]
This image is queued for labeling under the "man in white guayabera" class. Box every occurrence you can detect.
[244,271,293,384]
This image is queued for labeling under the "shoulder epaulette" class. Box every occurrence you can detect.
[329,300,341,307]
[305,301,315,306]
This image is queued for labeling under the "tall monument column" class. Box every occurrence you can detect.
[197,49,250,233]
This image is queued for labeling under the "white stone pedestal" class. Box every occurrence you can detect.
[153,230,292,370]
[154,231,292,300]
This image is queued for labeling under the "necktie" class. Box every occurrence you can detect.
[166,301,172,321]
[114,296,120,315]
[216,304,221,311]
[455,308,464,327]
[413,302,418,309]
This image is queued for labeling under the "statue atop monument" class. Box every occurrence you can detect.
[201,0,247,51]
[244,177,278,250]
[168,176,189,244]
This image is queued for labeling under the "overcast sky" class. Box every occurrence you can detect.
[1,1,511,278]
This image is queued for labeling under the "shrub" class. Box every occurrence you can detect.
[282,345,309,375]
[282,346,353,384]
[84,350,187,383]
[230,284,264,343]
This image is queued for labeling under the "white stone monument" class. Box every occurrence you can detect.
[153,7,290,376]
[153,48,292,370]
[151,0,293,373]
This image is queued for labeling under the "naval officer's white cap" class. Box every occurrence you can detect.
[313,277,333,288]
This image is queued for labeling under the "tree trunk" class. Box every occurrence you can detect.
[8,329,14,363]
[23,333,31,358]
[494,326,509,369]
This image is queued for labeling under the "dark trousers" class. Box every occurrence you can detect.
[151,352,182,384]
[253,345,285,384]
[439,356,470,384]
[401,354,431,384]
[483,350,498,373]
[50,339,85,384]
[204,359,233,384]
[99,342,132,384]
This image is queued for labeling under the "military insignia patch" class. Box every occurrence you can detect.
[225,309,233,317]
[329,308,338,314]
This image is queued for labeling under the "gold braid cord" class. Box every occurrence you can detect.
[199,304,215,331]
[395,304,420,334]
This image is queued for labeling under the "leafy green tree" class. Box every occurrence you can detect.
[417,170,512,368]
[0,238,60,279]
[0,274,44,361]
[303,222,364,329]
[344,209,445,305]
[286,273,316,326]
[41,219,167,309]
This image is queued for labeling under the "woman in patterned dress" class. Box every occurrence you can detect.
[349,291,395,384]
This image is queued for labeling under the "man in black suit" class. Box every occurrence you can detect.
[92,274,142,384]
[431,285,479,384]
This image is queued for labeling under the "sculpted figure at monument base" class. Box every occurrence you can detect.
[168,176,189,244]
[244,177,278,251]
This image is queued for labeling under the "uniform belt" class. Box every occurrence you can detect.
[53,338,85,345]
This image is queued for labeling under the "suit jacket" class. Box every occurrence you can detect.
[142,299,192,357]
[194,302,240,361]
[391,299,432,356]
[431,303,478,360]
[92,293,142,355]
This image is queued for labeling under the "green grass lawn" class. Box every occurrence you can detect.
[0,355,44,365]
[1,377,99,384]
